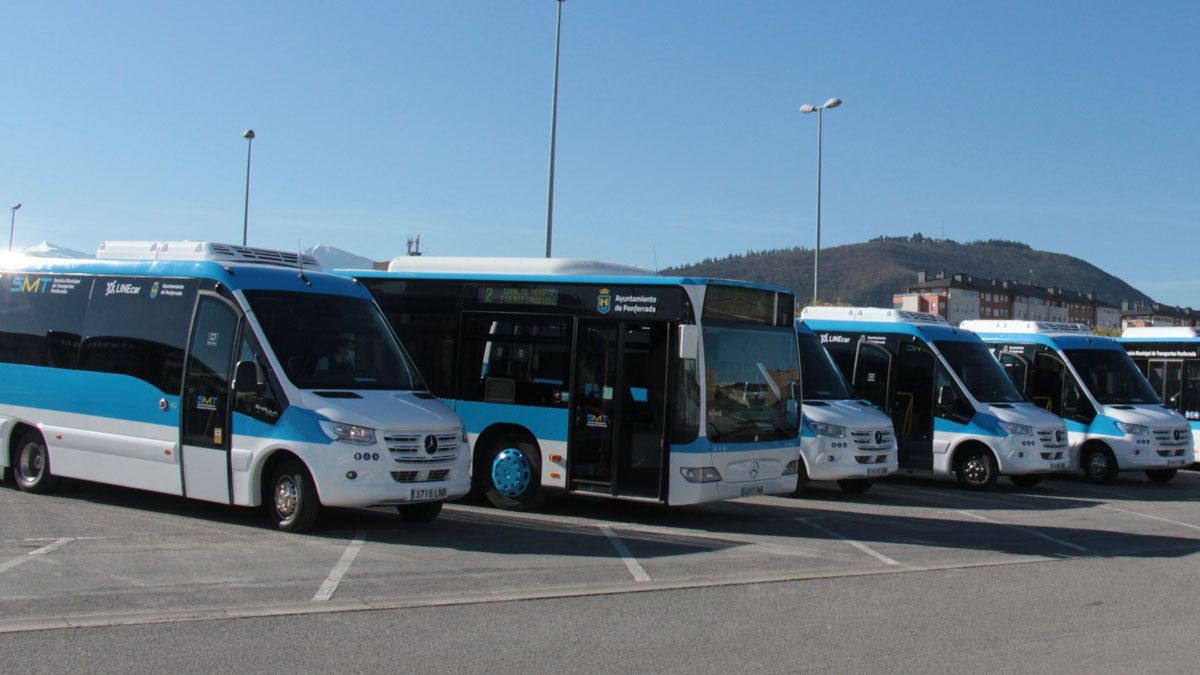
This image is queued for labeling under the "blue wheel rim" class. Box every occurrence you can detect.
[491,448,533,498]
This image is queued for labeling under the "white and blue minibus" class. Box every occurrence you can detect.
[0,241,469,530]
[1118,326,1200,466]
[793,320,897,494]
[336,256,802,509]
[802,307,1067,489]
[963,320,1192,483]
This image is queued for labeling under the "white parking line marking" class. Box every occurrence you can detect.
[957,510,1087,552]
[599,526,651,582]
[0,537,74,574]
[1100,504,1200,533]
[792,516,900,566]
[312,531,367,602]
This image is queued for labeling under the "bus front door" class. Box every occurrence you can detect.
[569,320,669,500]
[894,341,935,470]
[179,295,237,504]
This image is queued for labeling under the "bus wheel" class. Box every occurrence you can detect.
[268,459,320,532]
[13,431,59,494]
[1082,446,1118,484]
[956,447,997,490]
[836,478,872,494]
[1010,474,1043,488]
[1146,469,1177,484]
[397,501,443,523]
[485,435,545,511]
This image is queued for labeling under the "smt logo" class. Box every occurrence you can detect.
[9,276,51,293]
[105,280,142,296]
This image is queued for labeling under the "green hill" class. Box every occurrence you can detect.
[663,236,1152,307]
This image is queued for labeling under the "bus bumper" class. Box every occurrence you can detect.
[803,436,897,481]
[667,444,799,505]
[307,444,472,508]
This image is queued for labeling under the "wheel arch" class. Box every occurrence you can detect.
[949,438,998,474]
[253,447,313,507]
[1078,438,1115,471]
[4,421,42,469]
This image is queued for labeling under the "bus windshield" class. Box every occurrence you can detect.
[1065,348,1159,405]
[246,291,424,391]
[797,332,851,400]
[703,324,801,441]
[935,340,1025,404]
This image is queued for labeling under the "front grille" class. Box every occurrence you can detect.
[1153,428,1190,447]
[1037,429,1068,449]
[850,429,894,450]
[1157,449,1187,458]
[384,432,460,464]
[1040,451,1065,460]
[391,469,452,483]
[854,454,890,465]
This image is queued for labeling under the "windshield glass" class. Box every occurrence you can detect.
[797,332,851,400]
[703,324,801,442]
[246,291,424,391]
[1065,348,1160,405]
[935,340,1025,403]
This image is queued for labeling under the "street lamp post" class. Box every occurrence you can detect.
[242,129,255,247]
[544,0,566,258]
[8,203,21,252]
[799,97,841,303]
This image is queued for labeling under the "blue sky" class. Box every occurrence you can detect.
[3,1,1197,304]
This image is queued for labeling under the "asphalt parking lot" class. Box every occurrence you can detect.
[3,471,1200,671]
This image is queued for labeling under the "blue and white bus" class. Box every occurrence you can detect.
[1119,326,1200,466]
[337,257,802,509]
[963,321,1192,483]
[794,320,897,494]
[803,307,1067,489]
[0,242,469,531]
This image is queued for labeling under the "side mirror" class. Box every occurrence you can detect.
[678,324,700,360]
[1064,385,1080,408]
[937,385,957,406]
[233,360,262,394]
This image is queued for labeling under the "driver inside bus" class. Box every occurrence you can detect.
[315,337,355,375]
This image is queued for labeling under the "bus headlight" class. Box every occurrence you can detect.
[808,421,846,438]
[1115,421,1149,436]
[680,467,722,483]
[319,420,377,445]
[998,421,1033,436]
[783,460,799,476]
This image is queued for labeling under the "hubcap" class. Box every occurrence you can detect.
[275,475,298,519]
[1087,452,1108,477]
[963,456,989,484]
[491,448,533,498]
[18,443,44,483]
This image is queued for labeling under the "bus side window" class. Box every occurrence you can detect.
[0,273,90,369]
[852,341,890,410]
[459,315,570,408]
[1062,374,1096,424]
[997,350,1029,394]
[934,365,972,423]
[1031,352,1066,415]
[234,331,285,424]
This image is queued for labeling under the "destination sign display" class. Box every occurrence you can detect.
[477,286,559,307]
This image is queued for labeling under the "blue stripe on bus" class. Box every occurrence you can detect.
[452,400,570,442]
[672,436,799,454]
[342,269,794,294]
[933,414,1005,437]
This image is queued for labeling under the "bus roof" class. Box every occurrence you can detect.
[795,319,816,336]
[1121,326,1200,339]
[344,267,795,295]
[800,306,977,343]
[98,241,321,269]
[959,319,1090,335]
[968,328,1124,352]
[1,255,365,298]
[385,255,653,277]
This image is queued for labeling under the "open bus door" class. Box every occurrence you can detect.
[568,319,669,500]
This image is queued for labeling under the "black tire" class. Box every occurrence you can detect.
[397,501,443,523]
[1010,474,1043,488]
[790,459,810,497]
[836,478,873,494]
[956,446,998,490]
[482,433,545,510]
[267,459,321,532]
[12,431,59,494]
[1082,445,1118,484]
[1146,468,1178,484]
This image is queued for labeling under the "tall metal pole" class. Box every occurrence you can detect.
[8,203,21,252]
[544,0,565,258]
[814,108,822,303]
[242,130,255,247]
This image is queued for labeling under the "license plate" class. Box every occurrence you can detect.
[867,467,887,477]
[1050,462,1068,470]
[1168,459,1186,467]
[740,485,764,497]
[410,487,448,501]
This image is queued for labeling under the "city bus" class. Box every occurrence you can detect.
[793,319,896,494]
[336,257,802,509]
[803,307,1067,489]
[0,241,469,531]
[1119,326,1200,465]
[965,321,1191,483]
